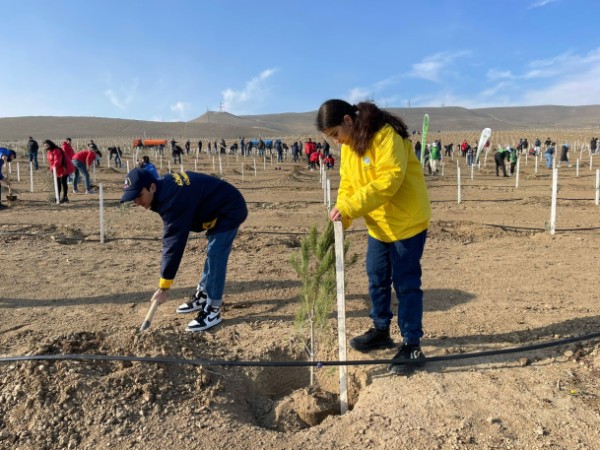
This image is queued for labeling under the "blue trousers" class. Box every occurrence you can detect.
[72,159,91,191]
[366,230,427,345]
[28,151,39,170]
[196,227,239,307]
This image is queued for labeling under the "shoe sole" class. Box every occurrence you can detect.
[176,305,205,314]
[186,317,222,332]
[349,339,395,353]
[388,360,425,376]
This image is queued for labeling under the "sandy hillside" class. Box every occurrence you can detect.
[1,137,600,450]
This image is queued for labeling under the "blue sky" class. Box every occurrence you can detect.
[2,0,599,121]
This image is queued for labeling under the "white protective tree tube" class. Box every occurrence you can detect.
[99,184,105,244]
[52,166,60,204]
[595,169,599,206]
[550,168,558,235]
[333,221,348,415]
[457,166,462,204]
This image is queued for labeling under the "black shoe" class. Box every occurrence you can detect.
[349,328,395,352]
[0,204,7,210]
[176,291,207,314]
[61,197,69,203]
[387,344,426,375]
[186,305,222,332]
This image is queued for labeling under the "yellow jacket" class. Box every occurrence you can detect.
[336,124,431,242]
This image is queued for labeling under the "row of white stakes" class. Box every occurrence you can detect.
[455,162,600,236]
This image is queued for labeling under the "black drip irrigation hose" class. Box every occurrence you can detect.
[1,332,599,368]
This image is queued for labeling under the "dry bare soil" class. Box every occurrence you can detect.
[1,141,600,450]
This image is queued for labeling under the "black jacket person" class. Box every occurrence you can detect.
[120,168,247,331]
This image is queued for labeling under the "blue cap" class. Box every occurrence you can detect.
[120,168,155,202]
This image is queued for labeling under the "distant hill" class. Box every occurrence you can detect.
[1,105,600,141]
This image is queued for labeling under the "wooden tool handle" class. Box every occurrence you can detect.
[139,299,159,332]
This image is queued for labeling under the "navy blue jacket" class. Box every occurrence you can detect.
[0,148,11,180]
[151,171,247,287]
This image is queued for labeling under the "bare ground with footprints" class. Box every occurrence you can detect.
[1,135,600,449]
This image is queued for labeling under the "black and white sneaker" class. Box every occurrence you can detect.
[176,291,207,314]
[387,344,426,375]
[186,306,222,332]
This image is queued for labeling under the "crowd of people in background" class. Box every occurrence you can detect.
[408,134,583,176]
[0,137,104,206]
[1,130,596,210]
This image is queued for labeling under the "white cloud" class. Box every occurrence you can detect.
[170,101,191,120]
[347,87,373,104]
[409,51,470,82]
[476,47,600,106]
[528,0,559,10]
[104,77,138,111]
[222,68,279,114]
[486,69,515,81]
[521,64,600,105]
[346,74,405,106]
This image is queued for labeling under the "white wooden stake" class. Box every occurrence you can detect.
[595,169,599,206]
[180,163,184,172]
[550,168,558,235]
[576,159,580,177]
[126,160,130,173]
[457,167,461,204]
[470,163,474,180]
[333,221,348,416]
[99,184,105,244]
[194,160,197,172]
[441,162,445,176]
[535,154,538,174]
[253,158,257,177]
[212,157,215,172]
[326,179,331,212]
[29,162,34,192]
[515,156,520,188]
[16,162,20,182]
[319,162,323,184]
[52,167,60,204]
[590,154,593,170]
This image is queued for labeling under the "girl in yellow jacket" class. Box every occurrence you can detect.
[316,99,431,375]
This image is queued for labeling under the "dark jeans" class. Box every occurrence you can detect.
[57,175,68,200]
[28,151,39,170]
[366,229,427,346]
[495,156,507,176]
[72,159,91,191]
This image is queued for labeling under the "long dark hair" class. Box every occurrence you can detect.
[43,139,60,150]
[316,99,408,156]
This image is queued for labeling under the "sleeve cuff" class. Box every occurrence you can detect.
[159,278,173,289]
